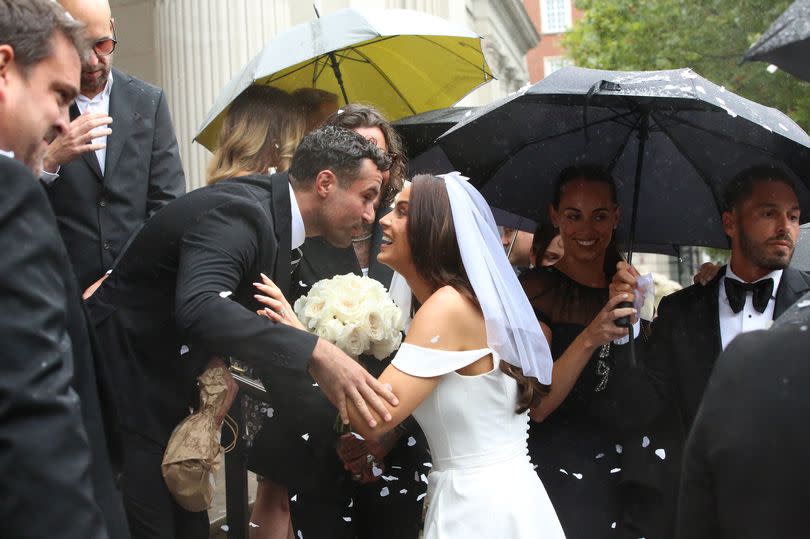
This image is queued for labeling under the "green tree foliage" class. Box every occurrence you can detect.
[563,0,810,130]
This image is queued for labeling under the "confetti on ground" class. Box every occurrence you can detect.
[430,335,440,343]
[559,469,568,475]
[417,493,426,501]
[610,468,621,474]
[767,64,779,74]
[219,291,232,298]
[615,444,623,454]
[371,465,383,477]
[573,473,583,480]
[655,449,666,460]
[301,433,309,441]
[407,436,416,447]
[642,436,650,448]
[400,489,408,494]
[380,487,390,497]
[595,453,605,459]
[221,525,229,532]
[291,494,297,502]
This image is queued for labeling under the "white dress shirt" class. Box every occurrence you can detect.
[719,265,782,350]
[40,72,114,183]
[0,149,13,159]
[288,183,305,250]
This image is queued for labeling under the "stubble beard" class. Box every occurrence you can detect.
[738,226,794,271]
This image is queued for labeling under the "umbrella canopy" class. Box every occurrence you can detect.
[195,8,492,151]
[743,0,810,82]
[393,106,477,158]
[791,222,810,270]
[437,66,810,253]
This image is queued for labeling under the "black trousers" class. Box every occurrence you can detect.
[121,431,209,539]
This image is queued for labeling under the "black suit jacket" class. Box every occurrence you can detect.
[87,172,318,447]
[676,322,810,539]
[0,156,120,539]
[47,68,185,290]
[609,265,810,432]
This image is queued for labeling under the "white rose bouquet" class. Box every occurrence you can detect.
[294,273,406,361]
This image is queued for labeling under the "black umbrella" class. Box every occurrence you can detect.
[791,222,810,271]
[743,0,810,82]
[393,106,477,159]
[437,66,810,257]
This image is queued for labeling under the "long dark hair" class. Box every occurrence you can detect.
[407,174,548,413]
[552,164,624,277]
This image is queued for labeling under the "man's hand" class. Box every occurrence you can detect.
[309,338,398,427]
[693,262,721,285]
[42,113,112,172]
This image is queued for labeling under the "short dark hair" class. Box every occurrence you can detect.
[288,125,392,188]
[552,163,618,208]
[0,0,86,76]
[722,164,796,213]
[322,103,407,207]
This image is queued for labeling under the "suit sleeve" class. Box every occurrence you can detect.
[600,294,680,432]
[0,161,107,539]
[146,88,185,216]
[174,200,317,377]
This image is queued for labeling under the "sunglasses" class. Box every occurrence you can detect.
[91,23,117,56]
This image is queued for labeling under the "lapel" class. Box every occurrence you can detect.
[104,69,135,180]
[693,270,723,364]
[71,103,103,180]
[775,266,810,318]
[269,172,293,294]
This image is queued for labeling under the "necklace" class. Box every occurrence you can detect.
[351,233,373,242]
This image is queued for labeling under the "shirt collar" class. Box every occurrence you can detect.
[0,149,14,159]
[76,70,114,104]
[288,182,305,250]
[724,264,783,295]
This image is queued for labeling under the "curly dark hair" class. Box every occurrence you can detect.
[0,0,86,76]
[321,103,406,207]
[407,174,549,413]
[722,163,796,213]
[288,125,392,189]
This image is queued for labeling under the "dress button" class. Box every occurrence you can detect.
[103,240,111,250]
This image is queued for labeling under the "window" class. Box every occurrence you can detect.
[543,56,573,77]
[540,0,573,34]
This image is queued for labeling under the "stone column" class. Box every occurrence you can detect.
[154,0,292,190]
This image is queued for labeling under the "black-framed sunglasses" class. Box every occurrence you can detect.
[92,22,117,56]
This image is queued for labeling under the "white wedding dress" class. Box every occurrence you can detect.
[392,343,565,538]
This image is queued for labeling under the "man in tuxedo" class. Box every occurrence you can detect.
[676,298,810,539]
[607,165,810,536]
[0,1,128,537]
[87,125,400,538]
[41,0,185,291]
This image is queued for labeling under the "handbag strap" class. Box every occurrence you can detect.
[221,414,239,453]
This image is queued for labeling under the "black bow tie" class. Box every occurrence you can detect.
[724,277,774,314]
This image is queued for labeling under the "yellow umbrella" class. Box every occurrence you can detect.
[195,7,493,151]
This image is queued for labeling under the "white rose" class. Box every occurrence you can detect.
[370,331,402,360]
[337,323,370,357]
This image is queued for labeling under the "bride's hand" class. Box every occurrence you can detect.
[253,273,306,331]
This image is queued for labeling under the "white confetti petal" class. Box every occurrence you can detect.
[595,453,605,459]
[291,494,297,502]
[695,85,706,94]
[611,522,617,529]
[312,383,319,387]
[348,499,353,508]
[642,436,650,448]
[382,475,398,481]
[343,517,352,522]
[301,433,309,441]
[266,407,274,418]
[610,468,621,474]
[298,531,303,539]
[371,465,383,477]
[797,300,810,309]
[351,432,365,440]
[655,449,666,460]
[417,493,426,501]
[421,474,428,484]
[430,335,440,343]
[423,462,432,468]
[615,444,623,454]
[573,473,583,480]
[414,471,420,481]
[298,280,308,287]
[219,290,233,298]
[249,522,260,528]
[391,465,402,470]
[407,436,416,447]
[766,64,779,74]
[179,345,189,355]
[380,486,390,497]
[221,525,229,532]
[559,468,569,475]
[400,489,408,494]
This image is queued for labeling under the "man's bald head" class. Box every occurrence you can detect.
[58,0,114,97]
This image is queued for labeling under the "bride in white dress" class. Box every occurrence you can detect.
[259,172,565,538]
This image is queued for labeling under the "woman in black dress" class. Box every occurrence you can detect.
[520,165,636,538]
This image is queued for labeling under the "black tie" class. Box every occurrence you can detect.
[724,277,774,314]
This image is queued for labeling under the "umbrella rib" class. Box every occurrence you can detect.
[605,116,641,174]
[652,111,726,222]
[351,47,418,115]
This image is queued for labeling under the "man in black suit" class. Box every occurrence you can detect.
[607,165,810,536]
[0,1,128,537]
[676,297,810,539]
[87,126,400,539]
[41,0,185,291]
